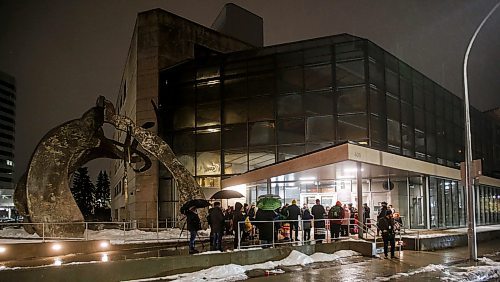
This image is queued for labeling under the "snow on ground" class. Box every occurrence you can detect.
[0,227,212,244]
[375,257,500,282]
[403,224,500,239]
[125,250,362,282]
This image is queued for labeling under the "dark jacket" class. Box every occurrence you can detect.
[207,206,225,233]
[328,205,345,224]
[377,206,388,219]
[232,203,245,233]
[255,209,276,242]
[287,204,301,220]
[377,216,395,236]
[363,206,371,220]
[302,209,313,229]
[311,204,326,228]
[186,209,201,232]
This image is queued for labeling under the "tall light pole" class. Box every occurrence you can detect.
[463,1,500,261]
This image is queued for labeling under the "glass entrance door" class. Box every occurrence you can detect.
[409,177,426,229]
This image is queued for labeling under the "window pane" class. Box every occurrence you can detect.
[223,124,247,149]
[173,106,195,129]
[306,115,334,142]
[278,145,305,161]
[248,73,274,96]
[277,67,303,94]
[197,103,220,127]
[337,87,366,114]
[249,121,275,146]
[304,64,332,91]
[278,118,305,144]
[385,69,399,96]
[337,114,367,141]
[248,96,274,122]
[400,77,412,103]
[196,151,221,175]
[249,146,276,170]
[303,91,334,116]
[278,94,303,117]
[386,95,400,121]
[336,60,365,86]
[173,131,195,153]
[369,61,384,89]
[414,108,425,131]
[370,88,384,116]
[304,46,332,64]
[415,129,425,154]
[401,102,413,126]
[224,77,247,100]
[224,150,248,174]
[387,119,401,147]
[402,125,414,156]
[224,99,247,124]
[178,154,195,175]
[370,114,386,143]
[196,128,220,151]
[197,64,220,80]
[197,80,220,104]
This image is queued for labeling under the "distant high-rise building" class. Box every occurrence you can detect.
[0,71,15,218]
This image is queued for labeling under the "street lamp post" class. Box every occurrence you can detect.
[463,1,500,261]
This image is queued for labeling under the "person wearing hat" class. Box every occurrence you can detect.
[186,206,202,254]
[377,201,389,236]
[287,199,301,241]
[328,200,344,239]
[377,210,397,259]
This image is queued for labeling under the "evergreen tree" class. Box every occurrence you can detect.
[71,167,95,219]
[95,170,111,209]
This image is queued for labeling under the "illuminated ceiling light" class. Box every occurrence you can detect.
[53,258,62,266]
[206,80,220,85]
[100,241,109,249]
[101,254,109,262]
[52,244,62,251]
[343,168,364,173]
[0,247,6,253]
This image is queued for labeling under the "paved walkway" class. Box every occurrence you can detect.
[247,238,500,281]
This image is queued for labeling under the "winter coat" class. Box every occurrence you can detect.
[302,209,313,230]
[328,205,344,224]
[287,204,301,220]
[377,207,388,219]
[207,206,225,233]
[232,208,245,234]
[363,206,371,221]
[255,209,276,242]
[342,208,351,225]
[311,204,326,228]
[186,210,201,232]
[377,216,395,236]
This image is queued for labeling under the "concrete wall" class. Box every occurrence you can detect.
[0,241,374,282]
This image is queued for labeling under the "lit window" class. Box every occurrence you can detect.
[6,160,12,166]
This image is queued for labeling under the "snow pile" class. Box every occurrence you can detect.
[375,264,447,281]
[126,249,361,282]
[440,257,500,282]
[0,228,40,239]
[376,257,500,282]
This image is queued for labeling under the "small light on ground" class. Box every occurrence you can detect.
[52,244,62,251]
[0,247,6,253]
[101,254,109,262]
[53,258,62,266]
[100,241,109,248]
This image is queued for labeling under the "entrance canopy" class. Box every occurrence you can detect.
[222,142,462,189]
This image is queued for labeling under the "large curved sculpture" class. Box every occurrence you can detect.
[14,97,205,237]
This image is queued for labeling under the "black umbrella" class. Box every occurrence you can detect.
[180,199,210,214]
[210,190,244,199]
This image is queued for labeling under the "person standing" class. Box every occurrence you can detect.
[363,203,371,231]
[377,210,397,259]
[328,201,344,240]
[186,206,201,254]
[377,202,389,236]
[301,208,313,242]
[341,204,351,237]
[207,202,225,251]
[287,199,301,241]
[232,202,245,249]
[311,199,326,243]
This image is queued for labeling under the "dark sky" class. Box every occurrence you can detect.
[1,0,499,181]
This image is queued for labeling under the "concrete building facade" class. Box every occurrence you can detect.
[111,7,255,225]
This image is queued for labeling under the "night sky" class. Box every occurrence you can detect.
[1,0,499,181]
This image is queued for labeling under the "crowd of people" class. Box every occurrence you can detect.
[185,199,402,255]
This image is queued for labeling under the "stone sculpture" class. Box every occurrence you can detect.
[14,97,205,237]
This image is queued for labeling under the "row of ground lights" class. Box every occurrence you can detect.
[0,241,111,266]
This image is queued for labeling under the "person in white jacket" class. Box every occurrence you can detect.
[341,205,351,237]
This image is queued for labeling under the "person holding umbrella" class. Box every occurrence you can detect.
[186,205,202,254]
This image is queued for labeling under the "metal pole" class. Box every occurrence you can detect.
[357,162,363,238]
[463,1,500,261]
